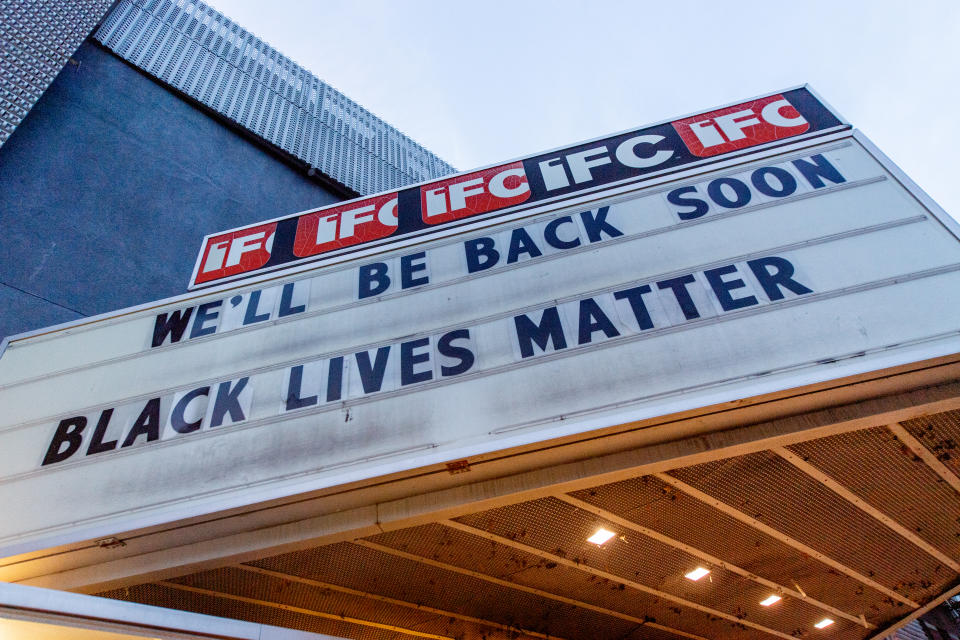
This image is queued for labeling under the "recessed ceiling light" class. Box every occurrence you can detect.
[815,619,834,629]
[760,595,782,606]
[684,567,710,581]
[587,527,616,545]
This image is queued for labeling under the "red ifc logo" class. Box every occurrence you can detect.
[293,193,399,258]
[673,94,809,158]
[421,161,530,225]
[195,222,276,284]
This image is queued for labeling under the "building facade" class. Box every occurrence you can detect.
[0,0,454,339]
[1,4,959,640]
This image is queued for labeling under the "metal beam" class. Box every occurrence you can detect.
[354,539,708,640]
[442,520,798,640]
[556,493,873,628]
[886,422,960,494]
[653,472,920,608]
[156,580,453,640]
[773,447,960,572]
[232,563,567,640]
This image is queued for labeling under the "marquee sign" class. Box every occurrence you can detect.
[189,88,845,288]
[2,90,960,559]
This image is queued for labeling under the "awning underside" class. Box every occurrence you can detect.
[96,410,960,640]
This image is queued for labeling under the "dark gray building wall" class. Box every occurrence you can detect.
[0,41,344,340]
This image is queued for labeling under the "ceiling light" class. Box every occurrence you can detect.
[684,567,710,581]
[587,527,616,545]
[815,619,834,629]
[760,595,782,606]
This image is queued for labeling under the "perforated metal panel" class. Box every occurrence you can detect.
[366,523,748,640]
[0,0,113,147]
[787,427,960,561]
[98,582,413,640]
[902,410,960,479]
[666,452,955,604]
[246,542,648,640]
[91,0,455,195]
[93,421,960,640]
[452,498,864,640]
[165,565,532,640]
[568,475,904,624]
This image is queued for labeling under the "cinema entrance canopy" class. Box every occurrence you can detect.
[2,88,959,640]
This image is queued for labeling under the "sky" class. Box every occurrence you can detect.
[205,0,960,220]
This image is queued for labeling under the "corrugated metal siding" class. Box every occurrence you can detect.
[890,620,931,640]
[888,617,960,640]
[0,0,114,147]
[92,0,456,195]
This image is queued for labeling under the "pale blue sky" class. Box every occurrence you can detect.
[206,0,960,219]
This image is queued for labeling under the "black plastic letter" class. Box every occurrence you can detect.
[42,416,86,466]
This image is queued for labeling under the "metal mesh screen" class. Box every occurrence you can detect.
[98,582,411,640]
[787,426,960,561]
[452,498,865,640]
[568,475,904,625]
[94,420,960,640]
[91,0,455,195]
[248,541,666,639]
[0,0,113,147]
[165,565,535,640]
[667,452,952,604]
[901,409,960,479]
[367,522,751,640]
